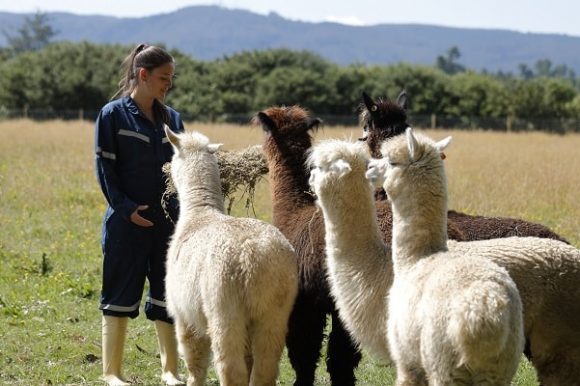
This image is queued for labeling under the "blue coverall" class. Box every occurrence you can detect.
[95,96,184,322]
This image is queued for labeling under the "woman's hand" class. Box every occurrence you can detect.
[130,205,154,227]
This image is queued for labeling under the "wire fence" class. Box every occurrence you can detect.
[1,108,579,133]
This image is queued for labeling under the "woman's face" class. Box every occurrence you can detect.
[142,62,174,102]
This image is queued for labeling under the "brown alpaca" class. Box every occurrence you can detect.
[360,90,568,244]
[253,106,462,386]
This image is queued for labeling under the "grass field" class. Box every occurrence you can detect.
[1,119,578,385]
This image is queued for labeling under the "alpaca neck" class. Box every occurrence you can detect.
[177,162,225,215]
[267,151,314,217]
[178,185,225,214]
[319,176,392,360]
[321,181,384,251]
[390,192,448,269]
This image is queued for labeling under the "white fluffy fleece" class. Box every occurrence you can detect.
[164,127,298,386]
[309,131,580,385]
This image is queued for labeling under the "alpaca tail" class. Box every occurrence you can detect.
[448,274,523,367]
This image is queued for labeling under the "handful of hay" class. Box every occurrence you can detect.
[162,145,269,218]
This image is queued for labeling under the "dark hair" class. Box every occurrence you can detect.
[113,44,174,124]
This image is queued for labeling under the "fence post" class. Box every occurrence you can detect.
[506,116,512,132]
[430,114,437,130]
[79,109,84,120]
[23,105,29,119]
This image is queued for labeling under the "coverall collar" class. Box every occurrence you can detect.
[124,96,142,116]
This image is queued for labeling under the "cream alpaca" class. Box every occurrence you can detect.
[164,127,298,386]
[308,138,523,384]
[377,129,523,385]
[308,134,580,386]
[308,139,393,361]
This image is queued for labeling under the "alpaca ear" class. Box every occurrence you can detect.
[164,124,181,148]
[308,168,318,190]
[405,127,419,161]
[307,117,323,131]
[366,159,387,185]
[396,90,408,110]
[436,136,452,159]
[329,159,352,177]
[207,143,223,154]
[362,92,378,113]
[255,112,277,133]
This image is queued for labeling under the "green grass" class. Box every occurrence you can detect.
[3,119,579,385]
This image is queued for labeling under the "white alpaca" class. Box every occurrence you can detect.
[376,129,523,385]
[164,127,298,386]
[309,137,523,384]
[307,139,394,362]
[308,134,580,385]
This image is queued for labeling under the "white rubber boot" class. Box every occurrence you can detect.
[155,320,185,385]
[102,315,130,386]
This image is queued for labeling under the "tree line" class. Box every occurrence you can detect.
[1,39,579,129]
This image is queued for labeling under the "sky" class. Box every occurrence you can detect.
[1,0,579,37]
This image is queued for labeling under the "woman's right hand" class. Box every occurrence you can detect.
[130,205,154,227]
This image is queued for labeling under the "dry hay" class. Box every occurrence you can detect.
[162,145,269,219]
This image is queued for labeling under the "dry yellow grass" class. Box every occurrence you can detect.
[1,120,578,247]
[438,129,580,245]
[0,119,103,259]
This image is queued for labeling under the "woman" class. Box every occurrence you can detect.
[95,44,184,386]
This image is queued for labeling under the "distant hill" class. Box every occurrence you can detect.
[2,5,580,73]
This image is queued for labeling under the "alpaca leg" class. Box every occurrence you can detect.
[249,315,289,386]
[211,319,249,386]
[533,355,580,386]
[286,295,328,386]
[430,370,463,386]
[326,311,361,386]
[175,320,211,386]
[526,314,580,386]
[430,378,450,386]
[470,372,512,386]
[245,352,254,381]
[394,364,427,386]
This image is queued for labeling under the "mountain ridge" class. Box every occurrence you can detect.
[1,5,580,73]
